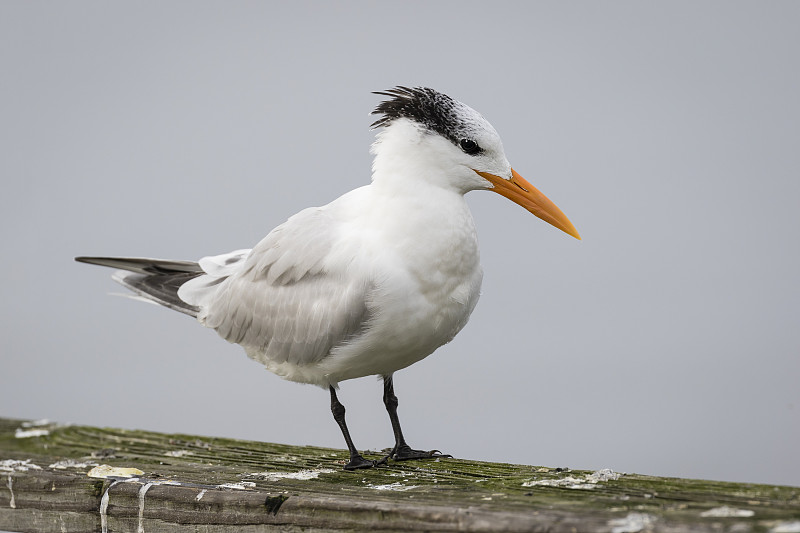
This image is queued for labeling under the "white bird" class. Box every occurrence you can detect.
[77,87,580,470]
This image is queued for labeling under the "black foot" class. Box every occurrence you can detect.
[343,454,377,470]
[390,444,452,461]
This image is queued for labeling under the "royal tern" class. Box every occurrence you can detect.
[77,86,580,470]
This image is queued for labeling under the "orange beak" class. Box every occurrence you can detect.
[474,168,581,240]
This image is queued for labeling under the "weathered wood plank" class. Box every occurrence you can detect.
[1,417,798,532]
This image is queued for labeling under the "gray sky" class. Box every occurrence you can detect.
[1,2,798,487]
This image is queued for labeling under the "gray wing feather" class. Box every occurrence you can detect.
[186,208,372,367]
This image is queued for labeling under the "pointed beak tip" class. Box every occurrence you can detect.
[564,224,582,241]
[549,220,581,240]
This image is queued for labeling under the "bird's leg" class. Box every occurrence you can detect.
[381,375,451,462]
[329,386,375,470]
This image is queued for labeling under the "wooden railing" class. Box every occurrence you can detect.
[1,417,798,532]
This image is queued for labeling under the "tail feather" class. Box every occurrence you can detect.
[77,256,203,317]
[75,256,203,275]
[112,270,202,317]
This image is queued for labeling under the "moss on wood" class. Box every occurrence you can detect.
[1,417,798,532]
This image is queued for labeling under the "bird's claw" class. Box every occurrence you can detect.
[343,454,378,470]
[390,444,452,461]
[342,448,444,470]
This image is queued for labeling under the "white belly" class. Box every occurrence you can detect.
[233,184,484,388]
[318,191,483,384]
[322,269,482,384]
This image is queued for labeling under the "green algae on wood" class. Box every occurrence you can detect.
[1,417,798,532]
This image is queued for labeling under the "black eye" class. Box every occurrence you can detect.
[459,138,481,155]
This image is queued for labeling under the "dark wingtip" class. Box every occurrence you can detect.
[75,256,103,266]
[73,256,203,274]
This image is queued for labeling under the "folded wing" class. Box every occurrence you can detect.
[179,207,372,368]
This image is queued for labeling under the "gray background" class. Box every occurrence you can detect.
[1,2,798,487]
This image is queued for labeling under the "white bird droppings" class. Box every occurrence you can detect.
[99,480,120,533]
[137,482,155,533]
[0,459,42,472]
[700,506,755,518]
[6,475,14,509]
[163,450,194,458]
[367,482,419,491]
[15,419,59,438]
[522,468,622,489]
[49,459,98,470]
[2,460,43,510]
[15,428,50,438]
[772,521,800,533]
[522,476,588,489]
[587,468,622,482]
[217,482,256,490]
[608,512,657,533]
[99,477,142,533]
[246,468,335,481]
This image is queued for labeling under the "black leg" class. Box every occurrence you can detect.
[381,375,451,462]
[329,386,375,470]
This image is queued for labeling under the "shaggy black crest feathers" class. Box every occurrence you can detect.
[371,86,479,151]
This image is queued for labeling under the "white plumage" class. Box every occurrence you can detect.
[78,87,579,469]
[179,119,485,387]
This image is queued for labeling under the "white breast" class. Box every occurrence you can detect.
[315,183,484,384]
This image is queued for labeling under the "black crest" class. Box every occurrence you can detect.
[371,86,469,146]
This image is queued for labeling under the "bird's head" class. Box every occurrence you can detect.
[371,86,580,240]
